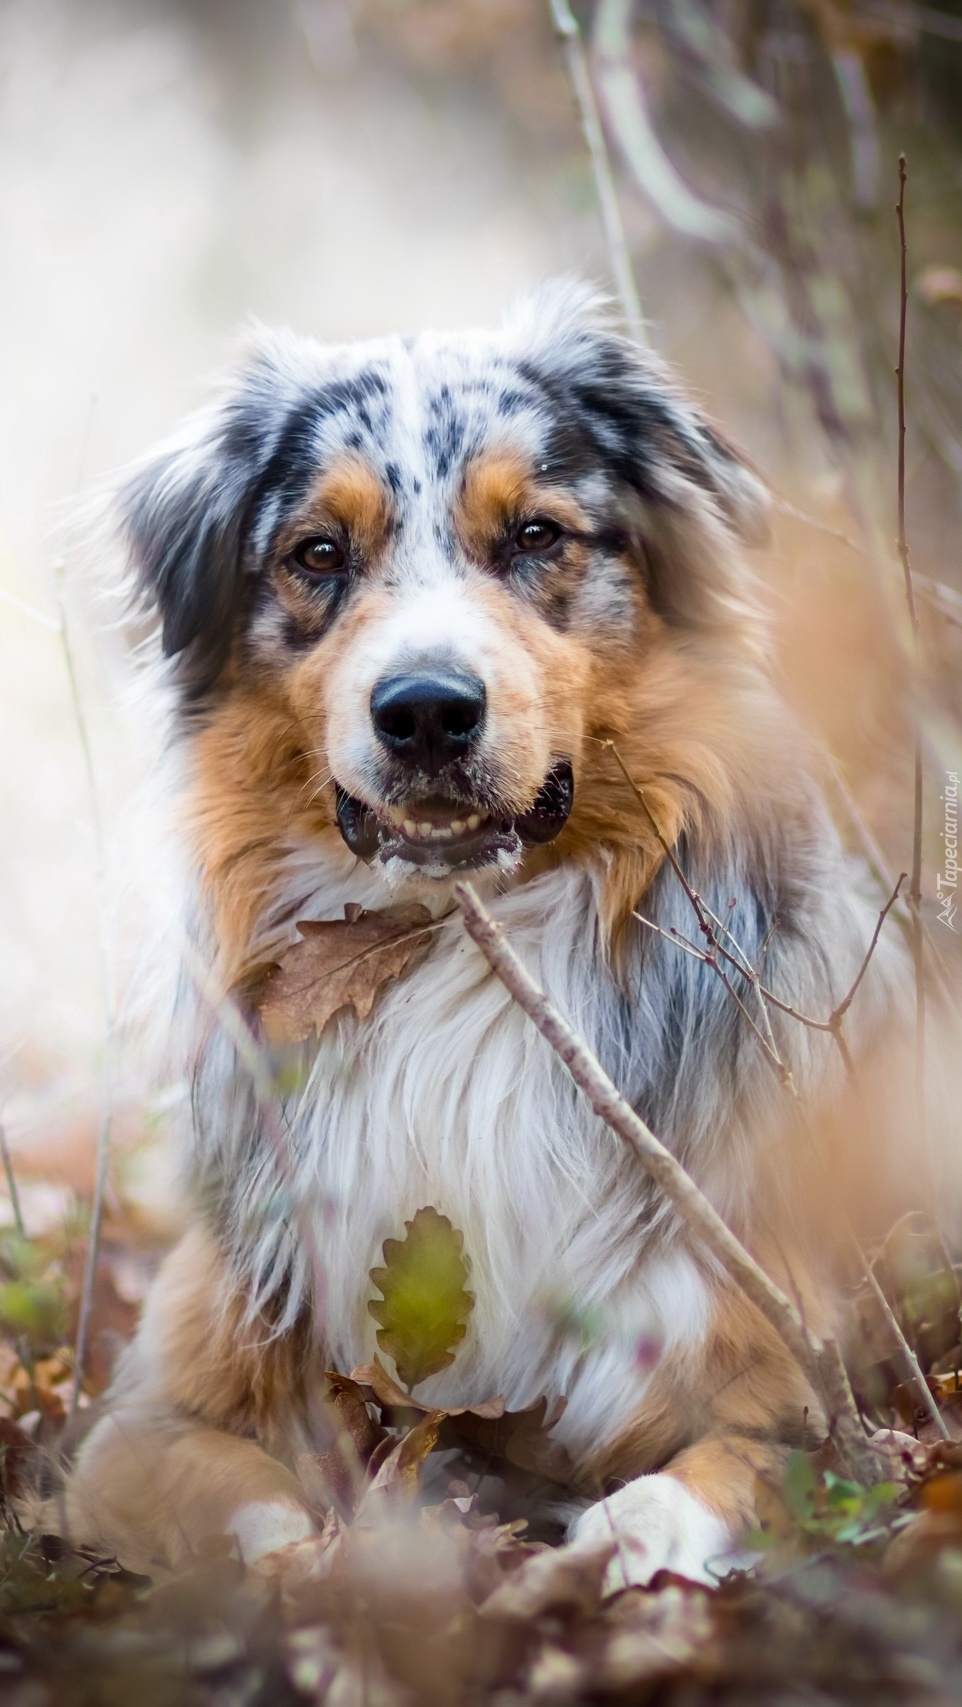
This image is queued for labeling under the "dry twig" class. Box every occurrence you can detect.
[606,740,906,1081]
[0,1118,25,1241]
[547,0,645,340]
[603,740,943,1426]
[896,155,928,1163]
[54,560,116,1419]
[454,881,884,1485]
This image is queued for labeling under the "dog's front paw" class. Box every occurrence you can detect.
[227,1498,316,1564]
[570,1476,733,1592]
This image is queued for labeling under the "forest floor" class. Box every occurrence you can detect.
[2,1129,962,1707]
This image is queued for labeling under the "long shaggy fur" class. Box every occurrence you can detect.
[68,283,909,1581]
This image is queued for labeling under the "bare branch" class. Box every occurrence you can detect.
[896,155,928,1180]
[547,0,645,341]
[609,741,795,1088]
[55,559,116,1419]
[832,875,907,1027]
[610,741,904,1086]
[0,1118,26,1240]
[856,1238,950,1442]
[455,880,884,1485]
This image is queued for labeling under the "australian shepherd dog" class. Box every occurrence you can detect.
[67,283,905,1589]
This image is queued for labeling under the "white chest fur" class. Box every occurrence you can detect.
[234,858,712,1465]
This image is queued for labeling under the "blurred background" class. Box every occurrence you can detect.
[1,0,961,1242]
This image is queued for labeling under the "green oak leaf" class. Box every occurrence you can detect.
[368,1206,474,1391]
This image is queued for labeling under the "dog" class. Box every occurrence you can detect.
[67,282,906,1588]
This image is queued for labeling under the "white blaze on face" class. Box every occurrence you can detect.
[324,569,549,810]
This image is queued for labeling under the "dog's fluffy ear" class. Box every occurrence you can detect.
[121,420,248,699]
[120,334,311,700]
[508,281,771,633]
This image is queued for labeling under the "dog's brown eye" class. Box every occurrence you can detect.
[293,536,346,575]
[515,518,561,555]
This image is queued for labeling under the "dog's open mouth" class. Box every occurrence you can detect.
[335,761,574,872]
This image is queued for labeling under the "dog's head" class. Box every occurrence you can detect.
[123,284,770,927]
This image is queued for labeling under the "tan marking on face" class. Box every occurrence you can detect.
[186,434,788,980]
[275,454,392,565]
[457,449,589,562]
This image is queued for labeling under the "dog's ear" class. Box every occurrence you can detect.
[121,334,317,699]
[510,282,771,637]
[120,399,263,699]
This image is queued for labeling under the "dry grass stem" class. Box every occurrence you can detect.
[896,155,929,1178]
[454,879,883,1485]
[856,1237,950,1440]
[53,557,116,1419]
[608,740,904,1083]
[0,1117,26,1240]
[546,0,645,341]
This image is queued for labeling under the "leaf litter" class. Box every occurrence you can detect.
[6,1140,962,1700]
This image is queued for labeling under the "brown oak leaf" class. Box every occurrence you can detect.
[257,903,434,1044]
[351,1355,577,1487]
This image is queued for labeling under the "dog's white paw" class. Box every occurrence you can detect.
[570,1476,733,1592]
[227,1498,315,1563]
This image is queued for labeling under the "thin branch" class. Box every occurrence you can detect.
[896,155,930,1198]
[0,1119,26,1240]
[547,0,645,341]
[823,758,951,1003]
[0,586,61,631]
[832,875,906,1027]
[455,881,884,1485]
[620,760,933,1434]
[607,741,796,1088]
[55,558,116,1418]
[856,1238,950,1442]
[771,499,962,629]
[632,911,704,962]
[611,740,903,1083]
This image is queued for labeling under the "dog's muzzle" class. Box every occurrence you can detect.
[334,759,575,874]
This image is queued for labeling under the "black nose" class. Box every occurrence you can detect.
[370,671,486,772]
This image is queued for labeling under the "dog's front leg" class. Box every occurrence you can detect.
[67,1408,315,1571]
[65,1222,324,1571]
[569,1431,773,1589]
[570,1276,824,1591]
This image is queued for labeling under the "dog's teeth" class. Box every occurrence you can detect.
[466,813,480,832]
[449,819,465,836]
[419,820,433,835]
[404,819,418,837]
[430,824,452,841]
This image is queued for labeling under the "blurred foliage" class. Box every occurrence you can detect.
[3,2,962,1701]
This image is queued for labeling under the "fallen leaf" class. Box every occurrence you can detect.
[351,1356,499,1421]
[352,1414,443,1526]
[594,1583,715,1690]
[480,1538,614,1621]
[258,904,435,1044]
[445,1393,575,1486]
[295,1371,387,1515]
[368,1207,474,1390]
[351,1356,577,1486]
